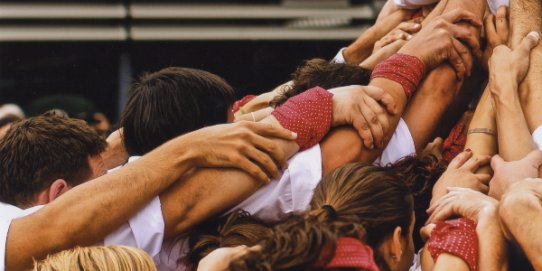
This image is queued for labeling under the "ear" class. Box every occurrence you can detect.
[391,226,403,262]
[48,179,70,202]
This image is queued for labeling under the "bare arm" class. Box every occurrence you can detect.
[500,179,542,269]
[6,122,296,270]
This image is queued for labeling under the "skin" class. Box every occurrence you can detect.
[500,178,542,270]
[426,188,507,271]
[4,121,296,271]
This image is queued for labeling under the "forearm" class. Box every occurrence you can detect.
[500,190,542,269]
[464,87,497,174]
[477,207,508,271]
[491,78,536,161]
[162,117,297,237]
[7,135,197,270]
[432,253,470,271]
[404,66,458,152]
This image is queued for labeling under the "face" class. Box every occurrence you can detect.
[397,212,416,271]
[88,155,107,180]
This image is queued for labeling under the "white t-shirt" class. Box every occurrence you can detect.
[0,203,43,271]
[0,195,164,271]
[532,125,542,150]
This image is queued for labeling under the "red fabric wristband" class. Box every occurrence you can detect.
[272,86,333,150]
[371,53,425,99]
[232,95,257,113]
[442,121,467,163]
[427,218,479,271]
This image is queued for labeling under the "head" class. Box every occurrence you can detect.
[120,67,235,156]
[269,58,371,107]
[0,112,107,208]
[32,245,156,271]
[185,209,272,268]
[231,163,416,271]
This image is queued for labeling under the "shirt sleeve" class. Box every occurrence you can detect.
[104,196,165,260]
[331,48,347,64]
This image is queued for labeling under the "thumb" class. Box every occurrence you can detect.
[491,154,505,170]
[519,31,540,54]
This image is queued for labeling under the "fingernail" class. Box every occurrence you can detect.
[291,132,298,138]
[529,31,540,40]
[370,144,374,150]
[466,148,472,152]
[407,34,413,40]
[413,23,421,28]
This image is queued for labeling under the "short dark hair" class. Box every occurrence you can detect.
[120,67,235,156]
[0,113,107,207]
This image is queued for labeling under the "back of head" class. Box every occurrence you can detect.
[230,163,414,271]
[185,209,272,267]
[120,67,235,156]
[0,112,107,207]
[310,163,413,248]
[269,58,371,107]
[33,245,157,271]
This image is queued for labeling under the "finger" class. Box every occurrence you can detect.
[352,113,374,150]
[249,136,288,169]
[447,22,482,58]
[461,155,491,172]
[451,37,474,77]
[363,94,390,137]
[495,6,509,44]
[235,107,273,122]
[236,157,270,183]
[398,22,422,34]
[429,203,456,223]
[476,183,490,194]
[433,137,444,149]
[243,146,281,180]
[484,14,499,46]
[363,86,398,115]
[518,31,541,55]
[440,8,482,27]
[449,150,474,169]
[359,97,385,149]
[245,122,297,141]
[447,39,467,80]
[420,224,436,241]
[490,154,505,170]
[475,173,492,185]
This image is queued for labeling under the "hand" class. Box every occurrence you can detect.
[489,31,540,86]
[427,187,498,223]
[373,20,422,53]
[186,121,297,183]
[480,6,509,72]
[329,85,398,149]
[432,150,491,204]
[489,150,542,199]
[422,137,444,161]
[197,245,259,271]
[399,8,483,80]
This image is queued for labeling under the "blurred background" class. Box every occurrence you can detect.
[0,0,384,123]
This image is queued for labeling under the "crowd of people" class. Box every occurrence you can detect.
[1,0,541,270]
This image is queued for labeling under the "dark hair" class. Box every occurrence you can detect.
[120,67,235,156]
[230,163,415,271]
[387,154,446,249]
[269,59,371,107]
[185,209,272,268]
[0,112,107,207]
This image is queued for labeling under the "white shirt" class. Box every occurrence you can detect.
[0,203,43,271]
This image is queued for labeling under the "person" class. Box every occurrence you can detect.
[0,117,297,271]
[32,245,156,271]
